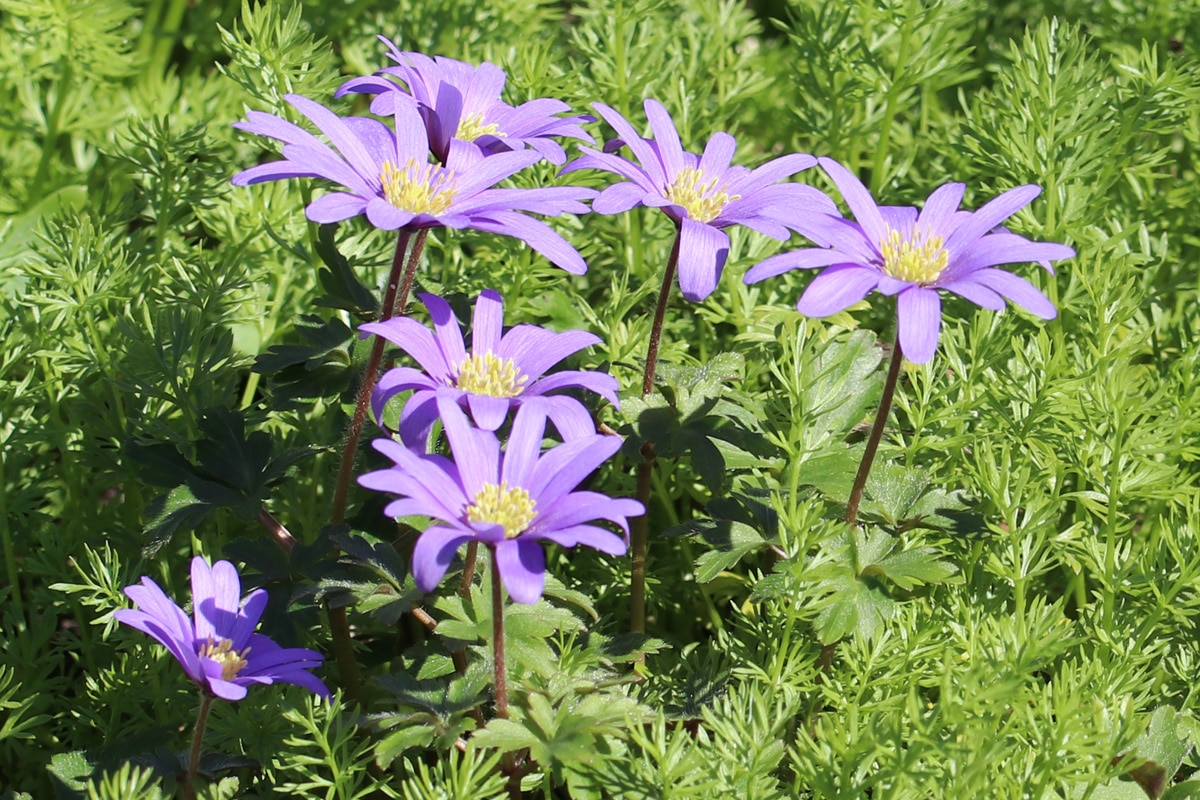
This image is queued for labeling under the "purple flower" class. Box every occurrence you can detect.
[358,399,643,604]
[743,158,1076,364]
[231,93,596,274]
[561,98,835,302]
[337,39,593,166]
[362,289,618,445]
[115,557,329,701]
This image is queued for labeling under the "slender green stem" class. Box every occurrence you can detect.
[240,267,294,409]
[1102,413,1126,626]
[490,548,509,720]
[149,0,189,79]
[0,457,22,623]
[30,61,71,205]
[182,693,214,800]
[845,340,905,526]
[629,227,682,638]
[768,609,794,687]
[135,0,166,66]
[869,14,913,195]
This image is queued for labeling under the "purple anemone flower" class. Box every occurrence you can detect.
[560,98,836,301]
[115,557,329,701]
[743,157,1076,364]
[337,38,593,166]
[231,93,595,274]
[358,399,643,604]
[362,289,618,445]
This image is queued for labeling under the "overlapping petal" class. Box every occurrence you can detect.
[335,37,593,165]
[232,93,595,274]
[566,98,821,301]
[358,403,643,604]
[365,290,618,444]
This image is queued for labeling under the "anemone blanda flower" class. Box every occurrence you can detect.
[362,289,618,445]
[744,157,1076,364]
[115,557,329,701]
[358,399,642,604]
[560,98,836,302]
[231,93,595,274]
[336,38,592,166]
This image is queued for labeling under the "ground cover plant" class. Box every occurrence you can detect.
[3,0,1200,797]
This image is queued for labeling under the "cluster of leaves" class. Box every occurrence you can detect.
[3,0,1200,797]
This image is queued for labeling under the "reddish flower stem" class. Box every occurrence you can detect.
[845,340,905,526]
[329,229,414,524]
[641,229,682,395]
[490,547,509,720]
[257,507,295,553]
[325,228,427,706]
[182,692,214,800]
[629,226,682,638]
[629,444,655,637]
[460,541,479,598]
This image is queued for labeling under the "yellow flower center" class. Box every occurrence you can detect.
[454,351,528,398]
[663,167,739,224]
[466,481,537,539]
[380,158,457,215]
[880,225,949,285]
[199,637,250,682]
[456,112,501,142]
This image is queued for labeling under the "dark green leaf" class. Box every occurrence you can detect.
[142,483,227,556]
[47,750,94,799]
[196,752,259,776]
[195,408,273,498]
[313,223,379,315]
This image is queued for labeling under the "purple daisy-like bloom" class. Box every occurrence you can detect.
[560,98,836,302]
[231,93,595,274]
[744,157,1076,364]
[362,289,618,445]
[336,38,593,166]
[115,557,329,702]
[358,399,643,604]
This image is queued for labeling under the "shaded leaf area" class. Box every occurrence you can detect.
[664,491,776,583]
[40,726,255,800]
[252,314,355,403]
[619,352,780,493]
[755,526,958,645]
[369,667,490,769]
[858,464,989,537]
[474,691,640,784]
[127,407,318,554]
[251,223,379,406]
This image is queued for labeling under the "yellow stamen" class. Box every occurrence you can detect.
[456,112,501,142]
[199,637,250,682]
[664,166,738,224]
[466,481,537,539]
[880,225,949,285]
[380,158,457,214]
[454,351,528,398]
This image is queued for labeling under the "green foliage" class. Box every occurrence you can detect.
[84,763,163,800]
[395,748,508,800]
[3,0,1200,797]
[274,696,396,799]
